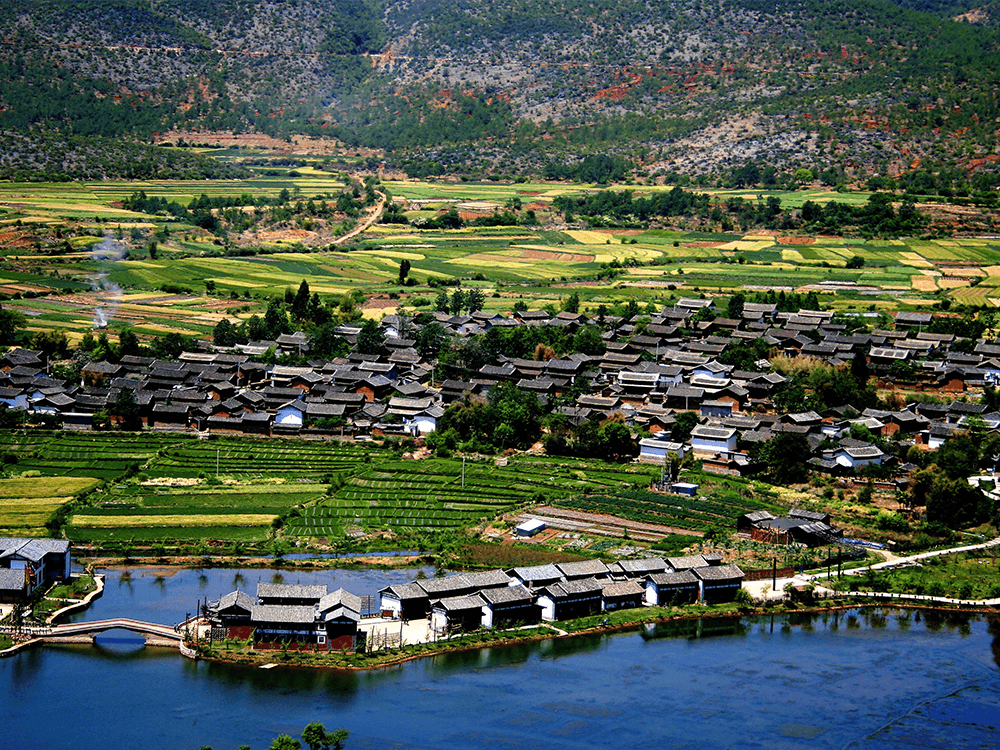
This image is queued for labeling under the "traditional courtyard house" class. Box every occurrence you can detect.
[556,560,611,581]
[379,582,429,620]
[305,402,346,425]
[537,578,603,621]
[601,580,645,611]
[507,563,564,590]
[609,557,668,581]
[0,537,71,600]
[894,311,933,331]
[689,424,738,455]
[0,386,28,410]
[463,569,512,591]
[206,590,255,638]
[275,400,307,427]
[316,589,362,650]
[514,309,550,325]
[834,444,884,470]
[664,555,710,573]
[736,510,776,534]
[638,435,688,465]
[479,585,541,628]
[694,565,745,603]
[617,370,660,403]
[250,604,320,649]
[81,361,124,387]
[416,575,474,602]
[240,411,272,435]
[700,399,734,418]
[644,571,700,606]
[150,403,190,428]
[665,384,704,410]
[429,595,485,634]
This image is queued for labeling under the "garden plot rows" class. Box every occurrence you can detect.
[146,440,369,478]
[556,487,782,534]
[67,484,324,543]
[11,433,186,479]
[285,457,659,535]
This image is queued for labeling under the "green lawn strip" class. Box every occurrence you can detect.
[829,551,1000,599]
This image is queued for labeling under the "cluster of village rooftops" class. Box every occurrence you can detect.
[0,301,991,477]
[206,554,745,650]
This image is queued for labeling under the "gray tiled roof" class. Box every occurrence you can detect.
[479,585,534,605]
[250,604,317,624]
[256,583,327,601]
[0,567,26,591]
[556,560,610,578]
[693,565,745,581]
[430,595,484,612]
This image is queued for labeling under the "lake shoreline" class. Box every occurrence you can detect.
[189,597,1000,673]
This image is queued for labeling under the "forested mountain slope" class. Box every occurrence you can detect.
[1,0,998,180]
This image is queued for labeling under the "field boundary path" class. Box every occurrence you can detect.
[332,190,386,245]
[744,536,1000,602]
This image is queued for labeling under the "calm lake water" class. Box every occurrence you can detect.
[1,566,998,750]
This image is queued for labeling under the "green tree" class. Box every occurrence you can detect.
[726,292,745,320]
[398,258,411,284]
[265,297,291,338]
[357,318,386,355]
[598,420,638,461]
[213,319,235,347]
[291,279,311,321]
[112,387,142,431]
[270,736,302,750]
[671,410,700,442]
[562,292,580,314]
[465,288,485,313]
[310,323,349,359]
[118,327,142,357]
[302,723,349,750]
[0,302,26,345]
[753,432,811,484]
[449,288,466,315]
[435,289,450,313]
[416,321,447,359]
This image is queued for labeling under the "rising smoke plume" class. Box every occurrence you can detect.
[90,234,126,328]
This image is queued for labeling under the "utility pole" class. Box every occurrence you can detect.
[462,456,466,488]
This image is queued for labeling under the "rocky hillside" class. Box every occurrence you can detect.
[1,0,999,181]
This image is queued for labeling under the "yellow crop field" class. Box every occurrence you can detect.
[0,477,98,530]
[720,240,774,251]
[900,252,934,268]
[71,513,278,528]
[911,274,938,292]
[564,230,615,245]
[0,476,98,498]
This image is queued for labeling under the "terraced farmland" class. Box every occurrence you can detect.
[0,476,100,535]
[67,481,325,543]
[554,480,785,534]
[10,433,187,479]
[145,438,371,479]
[285,456,660,536]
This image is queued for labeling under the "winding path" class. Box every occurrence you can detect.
[332,190,386,246]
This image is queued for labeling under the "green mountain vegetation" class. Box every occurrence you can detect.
[1,0,999,185]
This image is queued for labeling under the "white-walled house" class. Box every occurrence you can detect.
[689,425,738,454]
[638,435,689,465]
[834,444,884,470]
[275,400,307,427]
